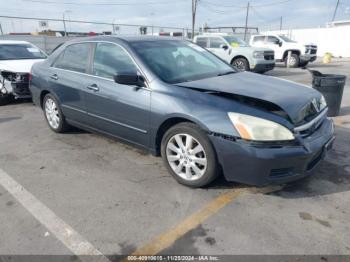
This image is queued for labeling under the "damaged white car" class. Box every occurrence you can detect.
[0,40,47,105]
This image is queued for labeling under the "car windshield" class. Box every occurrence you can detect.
[223,36,249,47]
[0,44,47,60]
[278,35,296,43]
[131,40,235,84]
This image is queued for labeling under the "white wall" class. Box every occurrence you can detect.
[263,25,350,58]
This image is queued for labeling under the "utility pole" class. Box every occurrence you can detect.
[192,0,198,39]
[243,1,250,41]
[63,13,67,36]
[279,16,283,30]
[332,0,340,21]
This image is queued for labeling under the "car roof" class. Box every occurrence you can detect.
[0,40,32,45]
[67,35,185,45]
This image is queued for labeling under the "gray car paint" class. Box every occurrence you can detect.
[29,36,334,186]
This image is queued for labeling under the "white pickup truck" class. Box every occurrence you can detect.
[249,34,317,68]
[193,34,275,73]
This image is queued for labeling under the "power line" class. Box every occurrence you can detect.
[0,15,186,30]
[22,0,186,6]
[200,0,293,9]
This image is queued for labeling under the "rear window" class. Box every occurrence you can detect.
[0,44,46,60]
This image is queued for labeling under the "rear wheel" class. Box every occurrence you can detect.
[43,93,69,133]
[284,53,300,68]
[161,123,219,187]
[231,57,250,72]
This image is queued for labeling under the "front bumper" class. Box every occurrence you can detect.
[252,62,275,73]
[210,118,334,186]
[300,54,317,63]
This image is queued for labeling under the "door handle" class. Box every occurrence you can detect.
[86,84,99,92]
[50,74,58,80]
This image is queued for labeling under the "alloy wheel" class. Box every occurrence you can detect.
[166,133,207,181]
[233,59,246,71]
[45,98,60,129]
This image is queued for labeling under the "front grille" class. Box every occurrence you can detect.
[294,109,327,138]
[264,52,274,60]
[305,45,317,55]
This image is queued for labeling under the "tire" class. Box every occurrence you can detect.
[43,93,69,133]
[161,122,219,187]
[0,95,10,106]
[284,53,299,68]
[231,57,250,72]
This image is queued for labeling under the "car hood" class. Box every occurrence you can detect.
[0,59,45,73]
[176,72,321,124]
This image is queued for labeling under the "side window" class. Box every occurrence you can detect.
[195,38,208,48]
[92,42,137,80]
[209,37,225,48]
[53,43,90,73]
[253,36,265,44]
[267,36,279,44]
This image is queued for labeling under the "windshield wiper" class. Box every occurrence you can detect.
[217,71,235,76]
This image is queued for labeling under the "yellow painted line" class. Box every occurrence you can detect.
[124,186,281,259]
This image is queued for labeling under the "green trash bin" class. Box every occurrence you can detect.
[308,69,346,117]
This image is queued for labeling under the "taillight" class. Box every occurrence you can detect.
[28,73,32,82]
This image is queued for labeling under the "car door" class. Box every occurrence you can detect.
[84,42,151,148]
[49,42,93,123]
[207,37,230,61]
[265,35,284,59]
[251,35,265,48]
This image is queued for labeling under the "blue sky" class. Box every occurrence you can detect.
[0,0,349,33]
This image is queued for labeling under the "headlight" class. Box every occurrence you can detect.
[253,51,264,59]
[228,112,294,141]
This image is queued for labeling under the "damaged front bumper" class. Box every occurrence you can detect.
[209,117,335,186]
[0,71,31,99]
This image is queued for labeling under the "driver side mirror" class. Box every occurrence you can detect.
[113,72,145,87]
[275,40,282,47]
[220,44,229,50]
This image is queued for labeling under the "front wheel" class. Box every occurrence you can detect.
[43,93,69,133]
[161,123,219,187]
[284,54,300,68]
[231,57,250,72]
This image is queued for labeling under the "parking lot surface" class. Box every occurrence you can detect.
[0,60,350,259]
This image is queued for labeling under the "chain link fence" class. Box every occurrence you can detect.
[0,15,193,52]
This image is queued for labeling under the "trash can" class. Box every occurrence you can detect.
[308,69,346,117]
